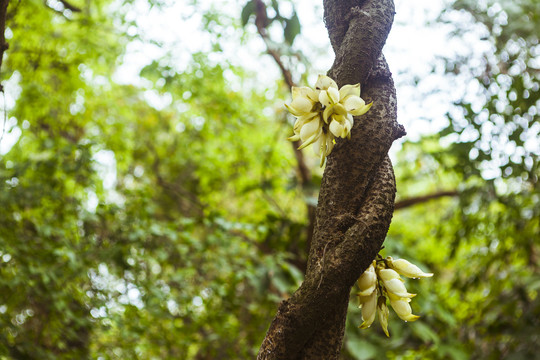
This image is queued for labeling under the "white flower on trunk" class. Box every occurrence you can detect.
[285,74,372,166]
[356,254,433,336]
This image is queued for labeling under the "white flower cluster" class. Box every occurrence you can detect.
[357,256,433,337]
[285,75,372,167]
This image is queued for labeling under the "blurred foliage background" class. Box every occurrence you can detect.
[0,0,538,359]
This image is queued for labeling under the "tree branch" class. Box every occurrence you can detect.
[395,190,459,210]
[0,0,10,91]
[253,0,315,270]
[258,0,403,358]
[58,0,82,12]
[253,0,309,184]
[0,0,9,145]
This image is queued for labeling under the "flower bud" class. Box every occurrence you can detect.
[315,74,338,90]
[377,268,401,282]
[381,278,415,299]
[390,298,420,322]
[377,296,390,337]
[290,97,313,114]
[357,262,377,296]
[388,258,433,278]
[329,119,344,138]
[358,290,377,329]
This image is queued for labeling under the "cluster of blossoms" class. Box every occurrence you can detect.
[285,75,372,166]
[357,256,433,337]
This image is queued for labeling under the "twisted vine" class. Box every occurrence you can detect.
[257,0,404,358]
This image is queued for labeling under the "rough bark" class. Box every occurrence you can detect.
[257,0,404,358]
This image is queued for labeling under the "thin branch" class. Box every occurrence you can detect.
[0,0,9,82]
[253,0,310,186]
[0,0,9,102]
[253,0,315,267]
[395,190,459,210]
[43,0,80,19]
[58,0,82,12]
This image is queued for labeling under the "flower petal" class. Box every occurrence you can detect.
[377,296,390,337]
[339,83,360,99]
[333,103,347,115]
[298,124,322,150]
[382,278,416,299]
[343,95,365,111]
[390,298,420,322]
[329,120,344,138]
[299,118,320,142]
[349,101,373,116]
[358,285,376,297]
[290,96,313,114]
[378,268,401,282]
[323,105,334,123]
[293,113,318,134]
[358,263,377,291]
[312,135,324,155]
[287,134,300,141]
[388,258,434,278]
[292,86,316,101]
[284,103,303,117]
[315,74,338,90]
[327,86,340,104]
[387,291,411,302]
[325,135,335,156]
[359,290,377,329]
[319,90,332,107]
[319,148,326,167]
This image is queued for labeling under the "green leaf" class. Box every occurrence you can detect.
[284,12,300,45]
[241,0,255,27]
[345,336,377,360]
[411,321,440,344]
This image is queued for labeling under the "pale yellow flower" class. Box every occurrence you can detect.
[314,74,338,90]
[381,278,416,299]
[390,298,420,322]
[387,257,434,278]
[285,74,372,166]
[377,296,390,337]
[377,268,402,282]
[357,254,432,336]
[312,133,336,167]
[358,290,377,329]
[357,261,377,296]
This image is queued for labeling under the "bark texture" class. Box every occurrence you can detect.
[257,0,404,358]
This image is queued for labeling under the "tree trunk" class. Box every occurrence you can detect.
[257,0,405,358]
